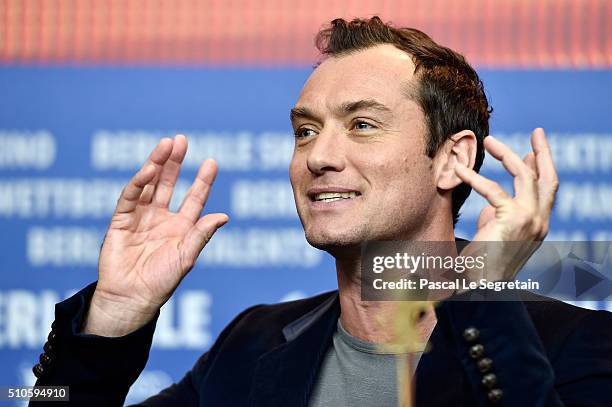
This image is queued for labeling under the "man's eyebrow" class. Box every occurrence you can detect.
[290,106,318,123]
[338,99,392,115]
[290,99,392,124]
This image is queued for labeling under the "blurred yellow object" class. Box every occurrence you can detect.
[377,301,434,407]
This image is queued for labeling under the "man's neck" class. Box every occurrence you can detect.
[336,263,438,345]
[335,225,455,344]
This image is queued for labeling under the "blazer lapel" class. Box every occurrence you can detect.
[414,305,469,406]
[249,294,340,407]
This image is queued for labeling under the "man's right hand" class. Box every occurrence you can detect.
[83,135,228,337]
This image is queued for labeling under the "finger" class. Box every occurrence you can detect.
[138,138,174,204]
[523,152,537,176]
[114,164,157,214]
[178,159,219,222]
[179,213,229,270]
[115,138,173,214]
[484,136,537,202]
[531,128,557,183]
[152,134,188,208]
[455,162,512,208]
[530,128,559,213]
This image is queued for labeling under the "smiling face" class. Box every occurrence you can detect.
[290,44,445,254]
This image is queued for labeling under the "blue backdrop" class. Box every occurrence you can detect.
[1,67,611,404]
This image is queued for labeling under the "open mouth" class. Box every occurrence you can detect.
[312,191,361,203]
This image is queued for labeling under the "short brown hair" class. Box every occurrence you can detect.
[315,16,491,225]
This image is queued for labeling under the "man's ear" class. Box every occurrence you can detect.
[435,130,477,191]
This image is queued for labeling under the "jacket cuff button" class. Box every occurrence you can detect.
[47,331,57,342]
[487,388,503,403]
[463,327,480,343]
[40,353,52,366]
[43,341,54,354]
[481,373,497,388]
[477,357,493,373]
[469,344,485,359]
[32,363,45,379]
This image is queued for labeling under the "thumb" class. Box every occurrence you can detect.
[477,205,496,230]
[179,213,229,271]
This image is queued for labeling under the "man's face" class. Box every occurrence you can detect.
[289,44,440,252]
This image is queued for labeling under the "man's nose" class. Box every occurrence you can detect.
[306,130,346,175]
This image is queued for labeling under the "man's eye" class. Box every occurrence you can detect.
[295,128,317,138]
[354,121,375,130]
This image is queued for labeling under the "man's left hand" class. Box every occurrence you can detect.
[454,127,559,283]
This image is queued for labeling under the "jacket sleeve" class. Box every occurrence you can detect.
[438,290,612,407]
[30,282,160,407]
[552,309,612,406]
[31,282,263,407]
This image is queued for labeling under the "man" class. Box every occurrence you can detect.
[32,17,612,406]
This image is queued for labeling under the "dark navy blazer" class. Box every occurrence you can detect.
[32,283,612,406]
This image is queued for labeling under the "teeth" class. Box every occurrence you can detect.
[314,191,358,202]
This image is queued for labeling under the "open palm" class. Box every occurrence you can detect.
[90,135,228,333]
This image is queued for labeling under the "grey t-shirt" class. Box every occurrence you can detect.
[309,319,422,407]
